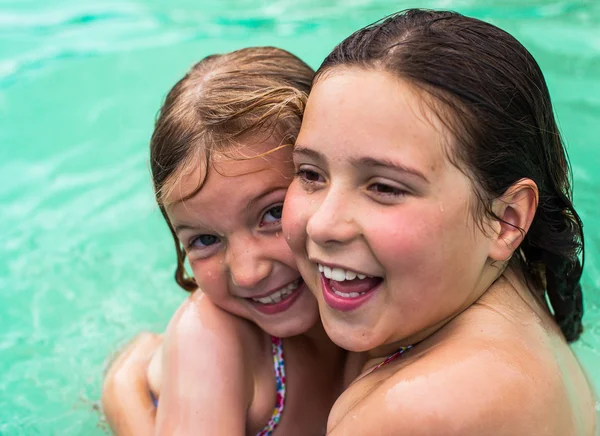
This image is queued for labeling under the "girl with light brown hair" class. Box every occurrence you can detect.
[102,46,353,435]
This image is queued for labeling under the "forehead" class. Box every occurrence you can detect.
[302,68,451,172]
[163,136,294,208]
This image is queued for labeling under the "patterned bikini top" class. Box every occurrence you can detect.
[256,336,286,436]
[256,340,409,435]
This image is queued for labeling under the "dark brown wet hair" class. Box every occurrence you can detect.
[315,9,584,341]
[150,47,313,291]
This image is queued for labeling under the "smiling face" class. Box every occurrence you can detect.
[164,137,319,338]
[283,69,498,353]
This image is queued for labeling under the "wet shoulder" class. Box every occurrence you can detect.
[164,291,267,365]
[329,337,577,435]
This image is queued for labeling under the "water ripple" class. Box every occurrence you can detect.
[1,0,599,434]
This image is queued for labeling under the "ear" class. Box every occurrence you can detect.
[488,178,539,262]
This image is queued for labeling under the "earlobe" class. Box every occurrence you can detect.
[489,179,539,261]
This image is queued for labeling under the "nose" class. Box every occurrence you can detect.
[226,235,273,289]
[306,186,359,246]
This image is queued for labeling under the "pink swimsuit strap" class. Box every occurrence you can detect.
[372,345,413,372]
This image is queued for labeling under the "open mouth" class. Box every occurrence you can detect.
[248,278,305,315]
[318,264,382,311]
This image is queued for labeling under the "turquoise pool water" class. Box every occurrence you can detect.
[0,0,598,433]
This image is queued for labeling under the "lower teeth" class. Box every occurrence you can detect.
[333,290,366,298]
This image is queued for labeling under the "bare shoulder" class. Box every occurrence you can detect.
[160,291,266,399]
[156,292,265,434]
[164,291,261,354]
[330,338,575,436]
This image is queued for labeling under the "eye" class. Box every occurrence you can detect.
[260,204,283,227]
[295,168,324,183]
[190,234,221,249]
[368,183,407,197]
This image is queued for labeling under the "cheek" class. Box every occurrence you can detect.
[269,233,298,268]
[366,202,475,275]
[366,207,441,266]
[190,259,227,297]
[189,258,252,319]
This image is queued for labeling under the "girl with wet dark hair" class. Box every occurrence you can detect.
[284,9,596,435]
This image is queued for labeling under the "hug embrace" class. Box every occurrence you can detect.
[102,9,597,436]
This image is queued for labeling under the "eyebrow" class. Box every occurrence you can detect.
[173,223,198,236]
[294,144,429,183]
[245,185,287,212]
[172,185,287,236]
[170,207,208,236]
[354,156,429,182]
[293,145,323,162]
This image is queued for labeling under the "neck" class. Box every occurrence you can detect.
[365,258,508,363]
[302,319,343,354]
[478,265,554,326]
[300,319,357,393]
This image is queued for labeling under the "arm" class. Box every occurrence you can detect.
[155,293,255,435]
[102,332,162,436]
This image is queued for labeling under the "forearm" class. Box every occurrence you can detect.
[155,299,251,435]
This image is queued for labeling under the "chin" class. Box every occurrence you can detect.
[329,335,373,353]
[321,320,378,352]
[261,313,319,338]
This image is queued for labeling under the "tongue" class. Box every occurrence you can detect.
[329,277,382,294]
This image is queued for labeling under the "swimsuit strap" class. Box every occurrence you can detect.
[256,336,286,436]
[372,345,412,372]
[348,344,414,389]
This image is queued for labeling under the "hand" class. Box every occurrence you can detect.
[147,340,164,402]
[102,332,162,436]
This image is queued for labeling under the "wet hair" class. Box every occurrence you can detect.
[150,46,314,292]
[315,9,584,341]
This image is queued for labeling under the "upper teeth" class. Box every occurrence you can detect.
[252,279,300,304]
[318,264,370,281]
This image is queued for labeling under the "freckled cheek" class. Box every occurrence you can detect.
[267,236,297,269]
[190,260,228,299]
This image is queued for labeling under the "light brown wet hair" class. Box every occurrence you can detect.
[150,47,314,291]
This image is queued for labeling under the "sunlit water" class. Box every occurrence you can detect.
[1,0,598,433]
